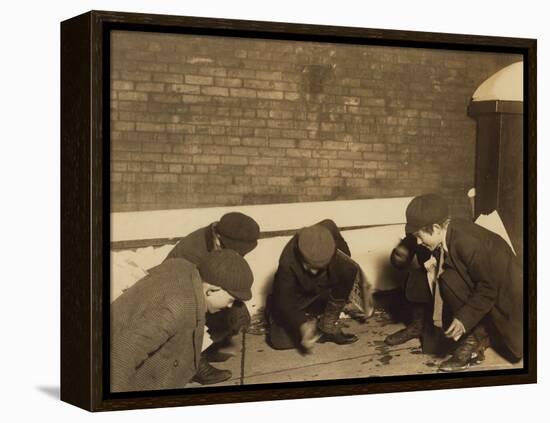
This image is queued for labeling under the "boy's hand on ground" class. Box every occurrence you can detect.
[300,320,321,350]
[445,318,466,341]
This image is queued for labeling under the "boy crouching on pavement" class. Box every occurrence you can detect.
[164,212,260,384]
[110,249,253,392]
[398,194,523,372]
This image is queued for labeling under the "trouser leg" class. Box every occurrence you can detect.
[438,270,469,313]
[439,267,523,362]
[405,268,432,304]
[267,316,300,350]
[437,269,491,371]
[438,269,476,331]
[264,294,301,350]
[394,268,446,352]
[307,255,359,345]
[328,253,357,301]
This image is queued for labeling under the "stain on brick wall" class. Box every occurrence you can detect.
[110,31,521,217]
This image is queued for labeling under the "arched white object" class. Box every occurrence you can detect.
[472,61,523,102]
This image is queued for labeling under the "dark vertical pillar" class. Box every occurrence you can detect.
[468,100,523,259]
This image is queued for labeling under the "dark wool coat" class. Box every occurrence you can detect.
[392,235,432,303]
[111,258,206,392]
[163,223,251,342]
[164,225,215,266]
[271,220,356,332]
[443,219,523,359]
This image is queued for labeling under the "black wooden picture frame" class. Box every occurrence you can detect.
[60,10,537,412]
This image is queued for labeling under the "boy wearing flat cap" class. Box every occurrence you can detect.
[111,250,254,392]
[268,219,359,351]
[403,194,523,371]
[164,212,260,384]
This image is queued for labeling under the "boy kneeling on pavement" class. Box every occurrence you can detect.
[385,194,523,372]
[267,220,359,352]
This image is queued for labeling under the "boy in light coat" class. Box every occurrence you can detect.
[111,249,253,392]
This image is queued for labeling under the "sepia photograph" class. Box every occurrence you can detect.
[107,25,527,394]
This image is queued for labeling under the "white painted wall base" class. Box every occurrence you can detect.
[111,223,408,311]
[111,197,415,309]
[111,197,413,242]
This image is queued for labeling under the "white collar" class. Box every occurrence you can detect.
[441,226,449,254]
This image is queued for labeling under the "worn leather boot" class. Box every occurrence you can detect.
[384,305,424,346]
[318,295,358,345]
[203,348,234,363]
[384,319,423,346]
[474,323,491,354]
[191,356,232,385]
[439,324,490,372]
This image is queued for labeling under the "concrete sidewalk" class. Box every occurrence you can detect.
[187,308,522,388]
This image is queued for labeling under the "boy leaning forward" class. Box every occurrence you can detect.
[110,249,253,392]
[403,194,523,372]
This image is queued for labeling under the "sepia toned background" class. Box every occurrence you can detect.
[107,28,526,389]
[110,32,520,219]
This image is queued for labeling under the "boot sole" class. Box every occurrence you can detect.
[439,353,485,373]
[438,362,471,372]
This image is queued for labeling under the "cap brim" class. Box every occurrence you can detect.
[226,288,252,302]
[219,236,258,256]
[405,222,419,235]
[301,255,332,269]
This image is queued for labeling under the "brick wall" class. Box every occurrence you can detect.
[110,31,521,217]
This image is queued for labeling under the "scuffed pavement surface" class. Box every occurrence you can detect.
[186,308,522,387]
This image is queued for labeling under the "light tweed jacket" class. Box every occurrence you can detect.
[110,258,206,392]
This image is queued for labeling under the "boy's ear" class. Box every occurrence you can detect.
[205,287,221,296]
